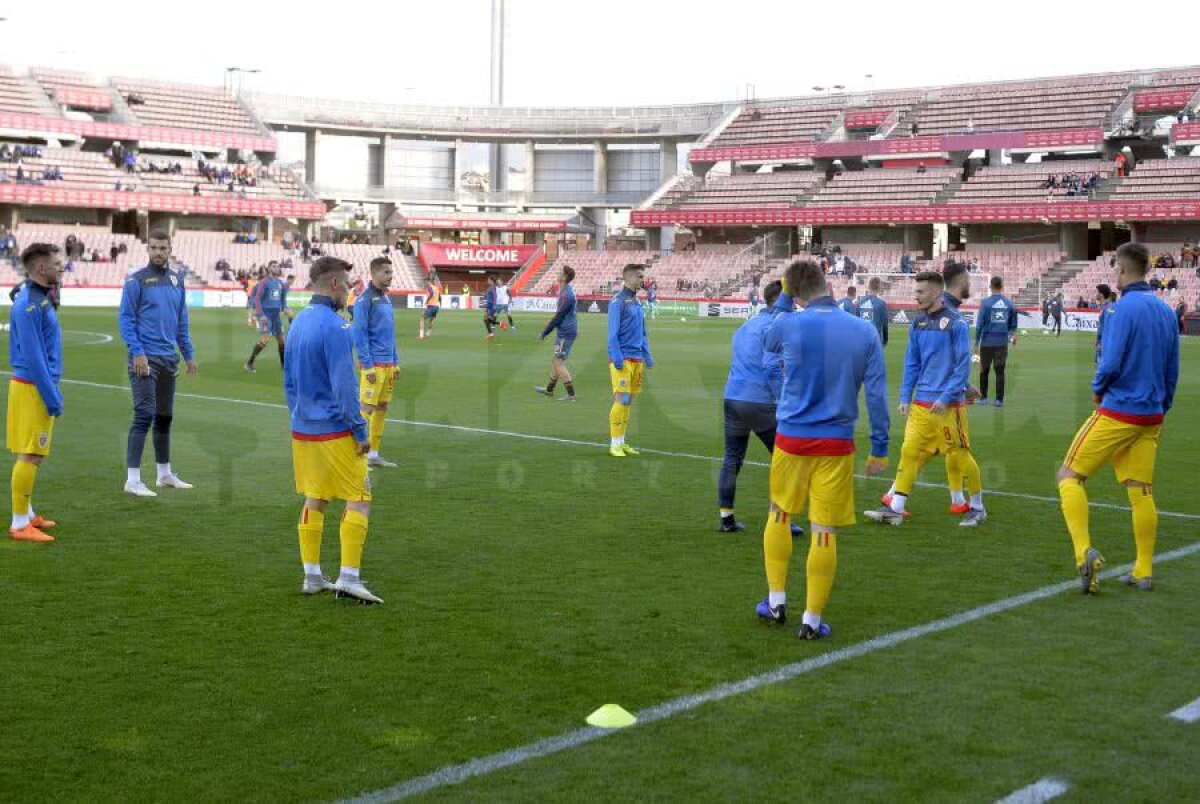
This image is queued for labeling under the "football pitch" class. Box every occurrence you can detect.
[2,306,1198,802]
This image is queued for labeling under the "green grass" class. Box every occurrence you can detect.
[1,307,1198,801]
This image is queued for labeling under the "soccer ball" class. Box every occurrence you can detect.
[971,354,981,363]
[680,317,687,322]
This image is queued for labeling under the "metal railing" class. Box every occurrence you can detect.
[311,183,648,208]
[1108,91,1135,131]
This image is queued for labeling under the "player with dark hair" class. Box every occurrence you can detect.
[286,257,381,604]
[718,280,803,535]
[755,260,890,639]
[119,228,196,497]
[353,257,399,469]
[974,275,1018,407]
[419,271,442,340]
[244,261,287,373]
[856,277,889,346]
[1049,292,1064,336]
[7,243,64,542]
[536,264,578,401]
[607,263,652,457]
[495,278,515,330]
[483,277,499,339]
[1094,282,1117,363]
[867,269,986,527]
[1057,242,1179,594]
[837,284,857,315]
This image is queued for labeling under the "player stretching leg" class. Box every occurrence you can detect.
[867,270,985,527]
[119,229,196,497]
[245,261,287,372]
[536,265,578,401]
[353,257,400,469]
[718,280,799,537]
[607,263,653,457]
[8,244,65,542]
[755,261,890,639]
[286,258,382,604]
[1057,243,1179,594]
[418,271,442,340]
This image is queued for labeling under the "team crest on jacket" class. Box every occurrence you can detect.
[939,317,949,330]
[37,432,49,449]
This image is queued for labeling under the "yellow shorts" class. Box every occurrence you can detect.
[904,403,971,455]
[359,365,398,406]
[768,450,856,527]
[1064,410,1160,485]
[6,379,54,456]
[609,361,645,396]
[292,434,371,502]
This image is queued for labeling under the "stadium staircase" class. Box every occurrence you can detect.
[509,247,547,293]
[1014,260,1089,306]
[790,177,827,205]
[935,178,963,203]
[21,74,61,116]
[395,251,424,289]
[817,112,846,142]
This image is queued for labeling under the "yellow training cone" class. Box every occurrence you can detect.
[586,704,637,729]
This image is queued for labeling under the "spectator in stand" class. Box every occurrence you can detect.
[900,253,912,274]
[1114,151,1127,178]
[192,184,201,196]
[1077,296,1088,309]
[123,151,136,173]
[1181,243,1195,271]
[91,249,103,263]
[110,242,120,262]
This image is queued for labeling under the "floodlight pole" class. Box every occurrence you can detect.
[488,0,505,195]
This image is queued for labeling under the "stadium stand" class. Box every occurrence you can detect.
[1060,246,1199,312]
[0,225,144,286]
[808,166,960,206]
[952,160,1112,203]
[0,65,46,114]
[1111,157,1200,200]
[31,67,114,112]
[706,102,844,149]
[113,78,263,135]
[531,251,654,295]
[895,73,1129,136]
[666,171,823,209]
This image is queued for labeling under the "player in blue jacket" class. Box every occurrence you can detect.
[719,281,797,533]
[118,230,196,497]
[856,277,889,346]
[285,257,380,604]
[1093,283,1116,364]
[973,275,1018,406]
[352,257,399,469]
[535,265,578,401]
[244,261,287,373]
[867,267,986,527]
[1058,243,1180,594]
[483,277,499,339]
[7,243,64,543]
[607,263,652,457]
[755,260,890,640]
[837,285,858,315]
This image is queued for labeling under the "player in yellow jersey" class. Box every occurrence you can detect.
[419,272,442,340]
[1057,243,1180,593]
[7,244,64,543]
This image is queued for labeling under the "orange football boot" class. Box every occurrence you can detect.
[10,524,54,542]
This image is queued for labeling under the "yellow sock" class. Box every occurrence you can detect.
[960,450,982,496]
[805,529,838,617]
[621,402,632,436]
[763,509,793,593]
[609,402,628,441]
[11,460,36,521]
[339,509,369,570]
[894,442,932,497]
[1128,485,1157,578]
[944,449,964,495]
[369,409,388,453]
[1058,477,1090,565]
[298,507,325,566]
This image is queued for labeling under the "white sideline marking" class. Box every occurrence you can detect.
[344,543,1200,802]
[25,373,1200,522]
[1167,696,1200,724]
[996,777,1070,804]
[62,330,115,346]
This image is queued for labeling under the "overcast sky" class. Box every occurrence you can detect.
[1,1,1193,108]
